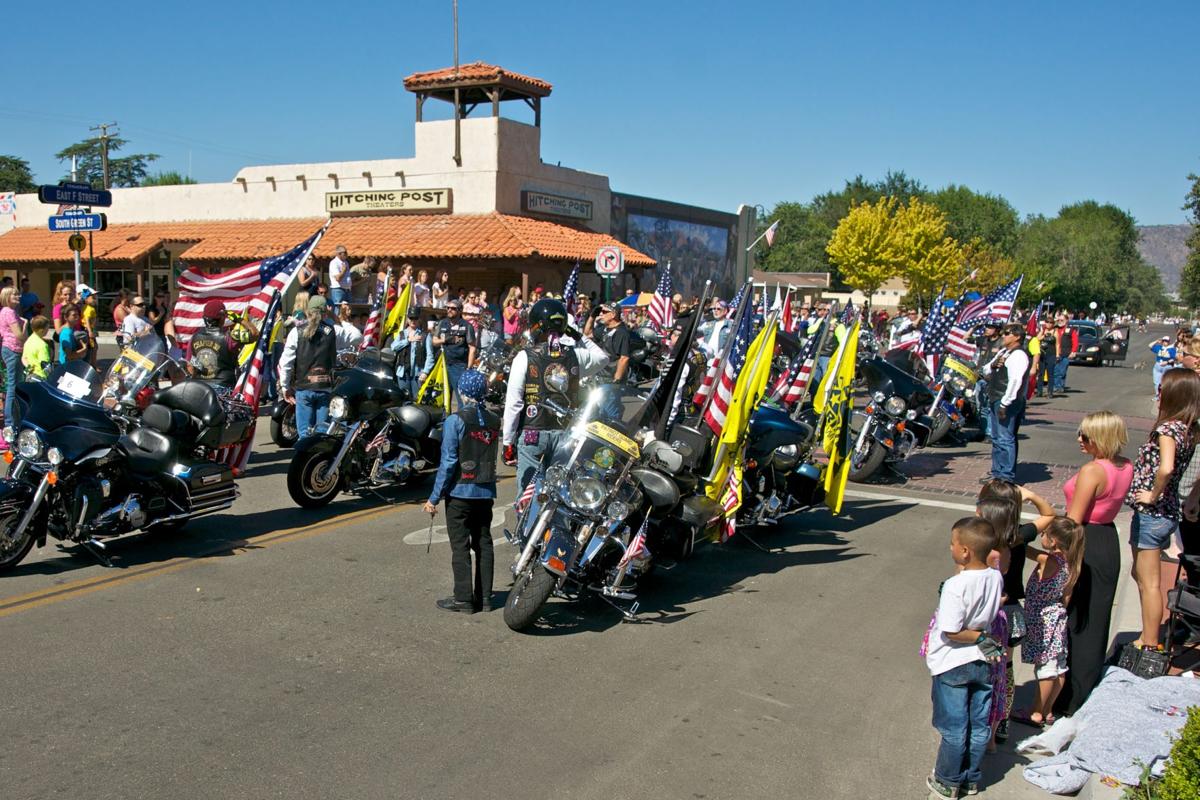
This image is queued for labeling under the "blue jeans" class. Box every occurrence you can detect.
[1053,356,1069,392]
[989,399,1025,481]
[295,389,331,439]
[329,287,348,306]
[931,660,994,788]
[1152,362,1169,395]
[3,347,23,426]
[974,380,991,438]
[447,361,467,408]
[516,429,564,491]
[811,355,831,390]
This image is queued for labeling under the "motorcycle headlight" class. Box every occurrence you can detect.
[16,429,42,460]
[329,397,349,419]
[884,396,907,417]
[46,447,64,466]
[872,391,886,404]
[1086,346,1100,352]
[964,387,975,398]
[773,443,800,470]
[949,375,968,393]
[544,464,569,493]
[568,476,607,512]
[1,426,13,443]
[605,500,631,521]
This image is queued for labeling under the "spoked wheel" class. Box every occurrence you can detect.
[0,508,34,571]
[287,449,342,508]
[503,564,557,632]
[270,409,299,448]
[848,416,886,483]
[927,411,952,445]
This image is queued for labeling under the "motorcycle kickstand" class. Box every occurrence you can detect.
[733,529,772,553]
[79,539,114,568]
[882,461,909,483]
[599,593,640,621]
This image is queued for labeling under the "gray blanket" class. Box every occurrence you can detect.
[1018,667,1200,794]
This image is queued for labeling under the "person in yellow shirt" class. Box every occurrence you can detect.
[79,286,99,366]
[21,316,51,380]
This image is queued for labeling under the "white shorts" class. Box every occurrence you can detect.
[1035,659,1068,680]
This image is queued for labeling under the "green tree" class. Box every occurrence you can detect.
[891,197,964,308]
[141,171,197,187]
[55,136,159,188]
[0,155,37,193]
[1180,172,1200,309]
[826,197,904,299]
[926,185,1020,256]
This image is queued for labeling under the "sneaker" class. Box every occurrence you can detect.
[963,783,980,796]
[995,719,1009,742]
[435,597,476,614]
[926,773,959,798]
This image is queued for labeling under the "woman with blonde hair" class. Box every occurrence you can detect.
[51,280,75,335]
[501,286,523,343]
[0,286,27,432]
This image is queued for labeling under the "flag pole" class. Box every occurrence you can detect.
[744,221,777,253]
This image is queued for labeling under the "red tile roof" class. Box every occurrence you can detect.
[403,62,552,95]
[0,219,325,264]
[315,212,654,266]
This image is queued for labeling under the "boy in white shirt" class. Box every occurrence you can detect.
[925,517,1003,798]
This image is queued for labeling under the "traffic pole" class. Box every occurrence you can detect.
[71,155,82,287]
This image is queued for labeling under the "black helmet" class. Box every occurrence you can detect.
[528,298,568,338]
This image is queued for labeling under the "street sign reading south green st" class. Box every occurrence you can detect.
[37,182,112,207]
[48,213,107,233]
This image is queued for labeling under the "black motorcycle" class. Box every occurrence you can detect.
[926,355,984,445]
[286,351,443,508]
[503,385,724,631]
[848,354,935,482]
[270,349,363,448]
[0,337,247,570]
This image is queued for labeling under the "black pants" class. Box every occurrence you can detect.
[1055,522,1121,715]
[1181,515,1200,588]
[445,497,494,606]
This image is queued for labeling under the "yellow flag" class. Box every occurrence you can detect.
[382,281,412,340]
[416,351,452,414]
[817,321,860,514]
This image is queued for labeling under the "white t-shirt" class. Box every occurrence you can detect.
[924,567,1003,676]
[431,281,448,309]
[121,313,152,339]
[329,257,351,291]
[335,320,363,350]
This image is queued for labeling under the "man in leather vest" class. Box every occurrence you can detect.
[501,298,609,490]
[278,295,338,440]
[391,307,434,398]
[973,321,1004,439]
[431,298,476,406]
[188,299,254,388]
[423,371,499,614]
[981,323,1031,483]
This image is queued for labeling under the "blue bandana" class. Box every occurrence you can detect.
[458,370,488,424]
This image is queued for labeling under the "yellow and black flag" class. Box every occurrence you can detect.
[814,320,860,514]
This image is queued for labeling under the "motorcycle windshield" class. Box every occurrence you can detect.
[100,335,171,404]
[554,385,654,475]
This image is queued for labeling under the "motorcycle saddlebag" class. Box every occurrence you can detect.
[666,423,709,471]
[178,460,235,493]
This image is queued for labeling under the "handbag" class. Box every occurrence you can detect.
[1006,604,1027,647]
[1116,642,1170,679]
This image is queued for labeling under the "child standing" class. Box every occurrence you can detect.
[1127,368,1200,650]
[1015,516,1085,727]
[925,517,1004,798]
[21,316,51,380]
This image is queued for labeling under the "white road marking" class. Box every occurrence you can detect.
[400,507,517,546]
[843,489,1038,519]
[735,690,793,709]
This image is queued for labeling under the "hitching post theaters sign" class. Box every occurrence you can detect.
[325,189,452,216]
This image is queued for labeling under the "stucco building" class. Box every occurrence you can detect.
[0,63,753,327]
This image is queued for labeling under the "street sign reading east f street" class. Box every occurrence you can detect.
[37,182,113,208]
[48,213,107,233]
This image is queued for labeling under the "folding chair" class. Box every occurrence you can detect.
[1165,554,1200,659]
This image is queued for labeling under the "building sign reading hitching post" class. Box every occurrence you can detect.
[521,190,593,221]
[325,189,452,215]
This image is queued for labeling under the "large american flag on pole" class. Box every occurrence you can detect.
[213,290,285,474]
[917,287,954,374]
[173,225,327,344]
[701,299,754,436]
[946,276,1023,361]
[771,320,822,408]
[562,262,579,322]
[647,261,674,331]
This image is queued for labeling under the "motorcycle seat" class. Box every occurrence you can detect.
[153,381,227,429]
[143,404,195,438]
[387,404,445,439]
[119,427,178,475]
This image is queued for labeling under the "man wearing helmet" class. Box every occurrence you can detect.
[188,299,258,387]
[502,297,609,489]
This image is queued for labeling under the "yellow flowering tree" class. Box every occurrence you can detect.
[825,197,905,300]
[894,197,965,308]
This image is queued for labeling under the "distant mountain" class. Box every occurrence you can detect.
[1137,224,1193,292]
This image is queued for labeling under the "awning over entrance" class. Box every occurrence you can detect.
[314,212,655,266]
[0,219,325,265]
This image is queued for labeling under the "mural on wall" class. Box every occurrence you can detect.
[611,195,738,300]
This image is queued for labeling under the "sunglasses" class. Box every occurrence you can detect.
[133,302,146,307]
[1077,431,1091,445]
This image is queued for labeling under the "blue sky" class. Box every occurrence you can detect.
[3,1,1197,224]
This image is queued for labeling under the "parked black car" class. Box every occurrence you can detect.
[1069,320,1130,366]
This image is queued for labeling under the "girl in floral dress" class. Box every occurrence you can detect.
[1014,516,1085,727]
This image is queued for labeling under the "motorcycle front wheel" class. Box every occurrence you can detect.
[287,449,343,508]
[503,564,557,632]
[270,409,299,448]
[0,509,35,571]
[927,411,952,445]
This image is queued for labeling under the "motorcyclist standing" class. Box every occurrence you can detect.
[501,298,608,490]
[188,299,258,388]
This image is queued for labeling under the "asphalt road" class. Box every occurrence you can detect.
[0,325,1167,800]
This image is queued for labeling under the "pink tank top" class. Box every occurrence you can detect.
[1063,459,1133,524]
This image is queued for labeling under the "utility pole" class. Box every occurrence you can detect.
[89,121,119,189]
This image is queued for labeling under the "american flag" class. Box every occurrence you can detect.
[174,226,326,344]
[838,300,858,326]
[719,458,741,540]
[617,518,650,569]
[701,296,754,436]
[359,268,391,351]
[694,285,748,406]
[365,426,390,453]
[771,319,822,407]
[647,261,674,331]
[918,288,954,374]
[212,291,285,475]
[563,263,579,321]
[946,276,1023,361]
[763,220,780,247]
[515,470,539,512]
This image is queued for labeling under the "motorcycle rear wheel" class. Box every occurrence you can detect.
[270,410,299,448]
[288,450,343,508]
[503,565,557,632]
[0,510,34,571]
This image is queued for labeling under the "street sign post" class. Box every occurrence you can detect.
[48,213,107,233]
[67,234,87,252]
[37,182,113,208]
